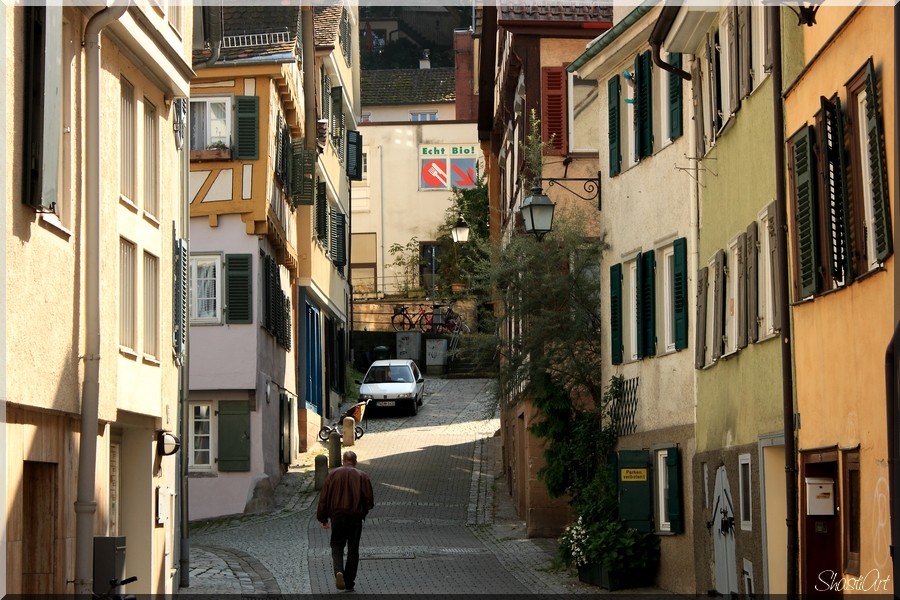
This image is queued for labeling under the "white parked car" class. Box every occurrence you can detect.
[357,359,424,416]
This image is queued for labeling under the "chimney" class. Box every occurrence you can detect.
[419,49,431,69]
[453,30,476,121]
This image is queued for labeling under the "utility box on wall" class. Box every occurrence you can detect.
[425,338,448,375]
[397,331,422,362]
[93,536,126,596]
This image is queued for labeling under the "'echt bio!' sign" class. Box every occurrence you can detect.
[419,145,478,190]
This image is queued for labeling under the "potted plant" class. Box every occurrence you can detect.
[190,140,232,161]
[560,515,660,590]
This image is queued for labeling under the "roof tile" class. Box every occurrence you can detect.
[361,68,456,106]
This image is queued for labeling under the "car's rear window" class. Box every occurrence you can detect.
[364,365,413,383]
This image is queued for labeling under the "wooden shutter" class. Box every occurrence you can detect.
[541,67,567,156]
[315,181,328,242]
[330,86,343,140]
[728,7,740,114]
[610,263,623,365]
[234,96,259,160]
[608,75,622,176]
[635,51,653,159]
[695,266,709,369]
[269,257,280,335]
[666,446,684,534]
[22,6,55,211]
[635,256,644,359]
[673,237,688,350]
[218,401,250,471]
[792,125,819,298]
[820,96,851,283]
[691,61,706,157]
[280,393,291,464]
[291,141,315,206]
[173,232,188,356]
[262,254,272,331]
[225,254,252,324]
[322,69,331,124]
[346,130,363,180]
[283,296,292,351]
[668,53,683,141]
[618,449,653,533]
[863,59,892,262]
[711,250,725,361]
[737,233,748,349]
[330,211,346,268]
[738,5,752,99]
[767,202,783,330]
[746,221,759,343]
[707,32,720,135]
[641,250,656,357]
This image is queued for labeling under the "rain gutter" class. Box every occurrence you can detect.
[647,4,692,80]
[567,4,654,73]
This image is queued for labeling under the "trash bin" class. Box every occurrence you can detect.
[373,345,390,360]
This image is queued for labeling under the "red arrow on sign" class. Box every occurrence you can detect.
[451,163,475,187]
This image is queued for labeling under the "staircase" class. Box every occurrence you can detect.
[447,336,498,378]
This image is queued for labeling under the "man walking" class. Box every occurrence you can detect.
[317,450,375,591]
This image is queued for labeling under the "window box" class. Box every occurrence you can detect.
[190,147,232,162]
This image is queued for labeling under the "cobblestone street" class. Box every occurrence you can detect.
[177,378,656,595]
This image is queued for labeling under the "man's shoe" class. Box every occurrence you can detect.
[335,572,345,590]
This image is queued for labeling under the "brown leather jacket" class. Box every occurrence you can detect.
[317,465,375,522]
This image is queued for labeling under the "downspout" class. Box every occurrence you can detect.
[648,5,692,81]
[194,4,222,70]
[76,2,129,595]
[769,7,798,597]
[379,145,385,295]
[887,323,899,589]
[686,54,700,420]
[178,99,191,589]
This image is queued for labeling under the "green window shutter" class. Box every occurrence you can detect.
[673,237,688,350]
[332,212,347,269]
[819,95,851,282]
[234,96,259,160]
[635,256,644,358]
[315,181,328,242]
[792,125,819,298]
[608,76,621,176]
[541,66,568,156]
[225,254,252,324]
[291,141,315,206]
[768,202,783,331]
[280,392,291,464]
[640,250,656,357]
[665,446,684,534]
[346,130,363,180]
[262,254,272,331]
[863,59,892,262]
[330,86,343,142]
[610,263,623,365]
[737,233,748,349]
[711,250,725,361]
[695,266,709,369]
[618,449,653,533]
[635,51,653,160]
[738,5,752,99]
[269,257,280,336]
[218,401,250,472]
[283,296,292,351]
[746,222,759,344]
[173,231,188,356]
[322,69,331,124]
[668,53,683,141]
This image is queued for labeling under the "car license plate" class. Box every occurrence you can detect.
[379,400,395,407]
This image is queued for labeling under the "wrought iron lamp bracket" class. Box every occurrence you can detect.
[536,172,601,211]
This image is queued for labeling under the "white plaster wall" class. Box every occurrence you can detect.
[366,101,456,123]
[352,120,481,295]
[189,214,259,390]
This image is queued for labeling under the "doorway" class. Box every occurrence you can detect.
[23,461,57,594]
[802,456,841,596]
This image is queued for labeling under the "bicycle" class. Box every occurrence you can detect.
[392,304,430,332]
[318,399,370,442]
[93,575,137,600]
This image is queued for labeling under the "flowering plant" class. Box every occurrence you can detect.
[559,516,660,571]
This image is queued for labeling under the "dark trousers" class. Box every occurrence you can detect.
[330,514,364,586]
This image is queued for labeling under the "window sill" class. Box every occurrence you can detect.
[119,346,138,360]
[39,212,73,240]
[188,470,217,478]
[190,319,224,326]
[143,210,161,229]
[142,355,161,366]
[190,148,232,162]
[119,194,139,214]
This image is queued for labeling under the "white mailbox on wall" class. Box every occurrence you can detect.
[805,477,835,515]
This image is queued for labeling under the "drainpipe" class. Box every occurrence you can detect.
[769,7,798,597]
[686,54,700,420]
[194,4,222,70]
[76,2,129,595]
[648,5,692,81]
[887,324,899,589]
[178,102,191,589]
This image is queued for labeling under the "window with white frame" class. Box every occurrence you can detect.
[739,453,752,530]
[189,403,212,469]
[656,448,672,532]
[143,252,159,359]
[191,254,223,323]
[120,77,136,202]
[853,84,885,273]
[190,96,232,151]
[757,206,776,338]
[144,99,159,219]
[361,149,368,180]
[119,238,137,350]
[705,255,717,366]
[569,72,599,153]
[626,257,639,361]
[662,246,676,352]
[725,238,740,355]
[410,110,437,122]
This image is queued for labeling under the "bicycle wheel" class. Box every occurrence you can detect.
[417,312,433,333]
[391,313,411,331]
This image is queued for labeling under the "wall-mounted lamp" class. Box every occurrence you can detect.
[157,431,181,457]
[789,2,820,26]
[451,216,470,243]
[518,172,601,241]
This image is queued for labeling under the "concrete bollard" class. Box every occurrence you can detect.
[342,416,356,446]
[314,454,328,490]
[328,432,341,468]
